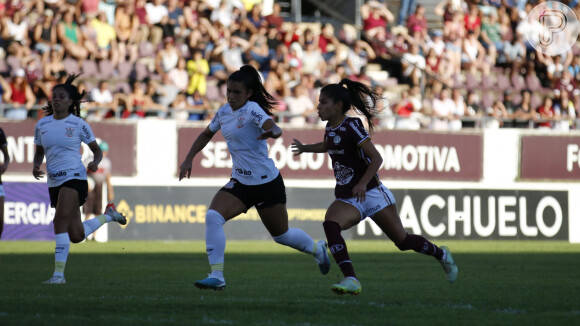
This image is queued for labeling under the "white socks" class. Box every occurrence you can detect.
[82,214,112,239]
[205,209,226,280]
[273,228,315,254]
[54,233,70,277]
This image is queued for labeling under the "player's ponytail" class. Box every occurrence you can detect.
[229,65,277,115]
[321,78,381,133]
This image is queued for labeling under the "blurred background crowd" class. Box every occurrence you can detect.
[0,0,579,130]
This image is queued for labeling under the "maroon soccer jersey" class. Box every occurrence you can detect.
[324,117,380,199]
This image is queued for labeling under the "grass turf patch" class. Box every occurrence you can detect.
[0,240,579,326]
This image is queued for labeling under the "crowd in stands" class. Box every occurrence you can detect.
[0,0,579,130]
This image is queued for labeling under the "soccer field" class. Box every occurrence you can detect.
[0,240,578,326]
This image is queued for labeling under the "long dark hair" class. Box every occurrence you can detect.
[227,65,277,115]
[320,78,381,133]
[43,74,87,117]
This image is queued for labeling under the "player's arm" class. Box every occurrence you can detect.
[86,141,103,172]
[0,144,9,175]
[352,139,383,202]
[179,126,216,180]
[32,145,45,180]
[258,119,282,139]
[291,138,327,155]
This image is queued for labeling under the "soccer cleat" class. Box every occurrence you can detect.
[194,276,226,291]
[105,203,127,225]
[331,277,361,295]
[314,240,330,275]
[440,246,458,283]
[41,275,66,284]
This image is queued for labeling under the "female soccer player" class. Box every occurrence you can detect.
[179,65,329,290]
[32,74,127,284]
[292,78,458,295]
[0,127,9,239]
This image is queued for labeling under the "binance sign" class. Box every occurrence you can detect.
[114,199,208,227]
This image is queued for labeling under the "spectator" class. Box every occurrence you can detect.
[265,2,284,31]
[464,90,484,127]
[461,30,490,75]
[318,23,340,63]
[114,1,140,64]
[464,3,481,36]
[393,89,421,130]
[554,70,578,99]
[401,43,425,86]
[243,3,266,35]
[145,0,169,47]
[486,100,509,128]
[2,68,36,119]
[167,0,186,38]
[553,90,577,131]
[283,83,316,127]
[406,4,428,41]
[502,33,526,68]
[187,48,210,96]
[33,9,58,60]
[167,57,189,94]
[57,6,91,61]
[361,1,394,41]
[431,87,456,130]
[155,36,181,81]
[85,80,115,120]
[90,11,120,66]
[480,11,502,65]
[345,40,376,77]
[248,25,274,76]
[3,9,31,58]
[536,96,555,129]
[302,38,326,78]
[513,89,535,128]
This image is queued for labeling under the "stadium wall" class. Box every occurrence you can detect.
[1,120,579,243]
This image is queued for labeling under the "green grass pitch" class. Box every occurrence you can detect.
[0,240,579,326]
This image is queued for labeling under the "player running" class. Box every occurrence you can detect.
[179,65,329,290]
[33,74,126,284]
[292,78,458,295]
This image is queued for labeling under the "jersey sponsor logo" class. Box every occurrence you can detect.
[329,131,336,137]
[330,244,344,254]
[82,125,91,138]
[334,162,354,185]
[235,167,252,176]
[48,170,67,179]
[362,204,381,217]
[250,110,263,123]
[65,127,74,137]
[65,119,78,126]
[236,116,246,128]
[328,149,345,155]
[350,121,366,139]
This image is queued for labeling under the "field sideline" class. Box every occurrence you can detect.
[1,240,579,326]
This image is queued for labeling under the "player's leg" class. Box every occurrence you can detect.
[0,195,4,239]
[258,203,330,275]
[43,187,79,284]
[194,190,246,290]
[371,204,458,282]
[323,200,362,295]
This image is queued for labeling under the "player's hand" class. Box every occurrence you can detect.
[352,183,367,203]
[291,138,304,156]
[179,159,192,181]
[32,164,45,180]
[87,161,99,172]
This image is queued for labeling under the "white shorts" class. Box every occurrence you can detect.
[0,184,4,197]
[337,184,396,220]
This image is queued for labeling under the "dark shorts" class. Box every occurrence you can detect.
[220,173,287,212]
[48,179,88,208]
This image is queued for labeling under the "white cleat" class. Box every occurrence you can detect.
[42,275,66,284]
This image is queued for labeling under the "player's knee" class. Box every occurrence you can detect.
[272,229,290,245]
[206,209,225,227]
[70,232,84,243]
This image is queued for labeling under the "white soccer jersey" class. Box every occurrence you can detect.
[209,101,279,185]
[34,114,96,187]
